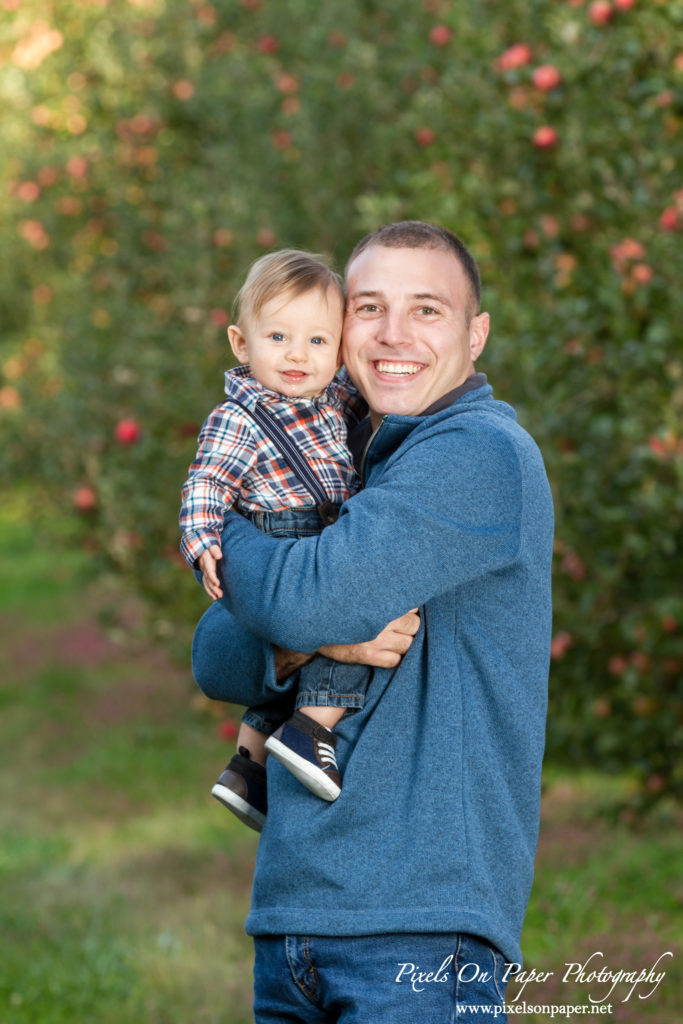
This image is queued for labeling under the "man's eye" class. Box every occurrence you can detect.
[418,306,437,316]
[359,303,380,313]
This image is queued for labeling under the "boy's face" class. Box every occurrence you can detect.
[228,286,343,400]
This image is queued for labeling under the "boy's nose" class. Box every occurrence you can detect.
[286,343,308,363]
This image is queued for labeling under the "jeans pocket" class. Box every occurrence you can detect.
[489,946,507,1004]
[453,935,507,1018]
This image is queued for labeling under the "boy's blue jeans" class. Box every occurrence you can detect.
[218,507,371,736]
[253,932,509,1023]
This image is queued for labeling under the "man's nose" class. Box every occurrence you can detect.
[380,309,411,346]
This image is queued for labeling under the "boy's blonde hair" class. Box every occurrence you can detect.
[233,249,344,326]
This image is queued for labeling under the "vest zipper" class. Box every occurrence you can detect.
[360,416,387,486]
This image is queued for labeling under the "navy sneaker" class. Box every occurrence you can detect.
[211,746,267,832]
[264,710,342,801]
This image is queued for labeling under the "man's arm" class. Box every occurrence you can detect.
[318,608,420,668]
[217,423,524,651]
[193,600,421,702]
[274,607,421,678]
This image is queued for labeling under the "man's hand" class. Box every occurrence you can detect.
[273,609,420,681]
[319,609,420,669]
[198,545,224,600]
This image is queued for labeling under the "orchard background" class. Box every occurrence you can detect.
[1,0,681,808]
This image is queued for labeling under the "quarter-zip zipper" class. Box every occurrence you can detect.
[360,416,387,486]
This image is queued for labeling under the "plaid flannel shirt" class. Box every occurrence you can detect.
[179,365,364,568]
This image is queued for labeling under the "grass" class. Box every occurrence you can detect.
[0,497,257,1024]
[0,497,681,1022]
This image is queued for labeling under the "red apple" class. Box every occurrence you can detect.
[550,631,572,659]
[659,206,680,231]
[592,699,611,719]
[257,227,276,247]
[218,720,238,741]
[533,125,558,149]
[74,486,97,511]
[631,263,652,285]
[532,64,562,91]
[210,308,229,327]
[608,655,628,677]
[257,34,279,54]
[495,43,532,72]
[588,1,613,26]
[272,130,292,150]
[429,25,452,46]
[115,418,141,444]
[414,127,435,146]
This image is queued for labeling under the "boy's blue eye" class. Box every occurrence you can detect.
[271,332,285,342]
[310,336,325,346]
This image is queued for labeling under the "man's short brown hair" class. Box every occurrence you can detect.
[346,221,481,321]
[234,249,343,326]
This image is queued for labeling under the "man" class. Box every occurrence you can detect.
[192,221,554,1023]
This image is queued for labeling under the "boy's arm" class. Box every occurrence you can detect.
[179,403,259,568]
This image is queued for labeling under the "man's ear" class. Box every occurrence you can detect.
[469,312,490,362]
[228,325,249,363]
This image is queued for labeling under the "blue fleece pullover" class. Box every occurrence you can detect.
[194,381,554,965]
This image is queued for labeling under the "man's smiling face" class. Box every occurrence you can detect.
[342,245,490,425]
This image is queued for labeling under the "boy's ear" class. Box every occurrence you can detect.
[228,325,249,363]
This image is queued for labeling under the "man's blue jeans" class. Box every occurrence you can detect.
[253,932,508,1023]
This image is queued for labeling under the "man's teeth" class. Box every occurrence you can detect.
[375,361,421,376]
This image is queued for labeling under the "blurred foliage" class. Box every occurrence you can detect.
[1,0,682,808]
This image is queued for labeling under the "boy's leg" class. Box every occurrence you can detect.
[298,705,346,730]
[212,706,291,831]
[264,657,371,801]
[237,721,269,766]
[212,745,268,832]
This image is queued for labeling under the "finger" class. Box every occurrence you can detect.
[209,545,222,559]
[374,650,401,668]
[393,612,421,635]
[388,631,414,654]
[204,560,220,584]
[206,578,223,600]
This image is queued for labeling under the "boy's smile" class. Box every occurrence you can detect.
[228,286,344,400]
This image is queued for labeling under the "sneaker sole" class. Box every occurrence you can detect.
[211,783,266,832]
[264,735,341,801]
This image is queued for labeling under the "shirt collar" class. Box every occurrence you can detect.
[348,373,488,467]
[419,372,488,416]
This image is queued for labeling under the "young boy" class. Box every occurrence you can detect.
[180,250,370,832]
